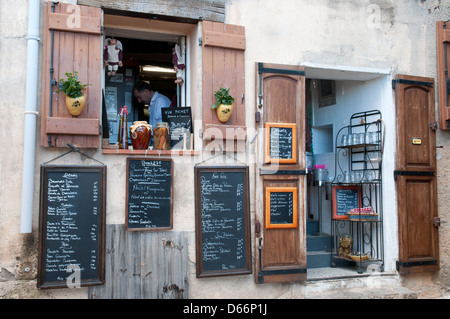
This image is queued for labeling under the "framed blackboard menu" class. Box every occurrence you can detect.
[126,158,173,231]
[265,187,298,229]
[195,166,252,278]
[265,122,297,164]
[332,185,361,219]
[162,107,192,150]
[38,166,106,289]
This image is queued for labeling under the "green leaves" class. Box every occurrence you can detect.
[211,87,235,109]
[56,71,90,99]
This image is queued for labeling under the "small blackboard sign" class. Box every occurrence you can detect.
[265,122,297,164]
[195,166,252,278]
[38,166,106,289]
[162,107,192,150]
[332,185,361,219]
[265,187,298,229]
[126,158,173,231]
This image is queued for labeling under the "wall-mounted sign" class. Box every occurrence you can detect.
[162,107,193,150]
[126,158,173,231]
[195,166,252,278]
[332,185,361,220]
[38,165,106,289]
[265,187,298,229]
[264,122,297,164]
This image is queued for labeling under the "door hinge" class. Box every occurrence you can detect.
[392,78,434,89]
[396,259,438,270]
[394,170,435,181]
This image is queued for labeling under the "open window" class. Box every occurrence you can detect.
[40,2,194,151]
[102,27,187,145]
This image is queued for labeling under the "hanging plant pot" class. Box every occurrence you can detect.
[215,103,233,122]
[65,94,86,116]
[211,87,235,123]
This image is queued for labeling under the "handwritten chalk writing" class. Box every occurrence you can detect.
[199,171,246,271]
[40,168,103,287]
[127,159,172,229]
[270,127,293,159]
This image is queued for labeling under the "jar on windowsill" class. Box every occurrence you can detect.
[153,122,170,150]
[130,121,152,150]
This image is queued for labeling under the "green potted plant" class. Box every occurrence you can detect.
[211,87,235,122]
[56,71,90,116]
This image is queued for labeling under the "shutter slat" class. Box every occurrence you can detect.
[46,118,100,135]
[48,12,101,35]
[203,30,245,50]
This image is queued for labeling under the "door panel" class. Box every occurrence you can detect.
[394,74,439,274]
[255,63,306,283]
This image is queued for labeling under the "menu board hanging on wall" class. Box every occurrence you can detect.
[265,187,298,229]
[126,158,173,231]
[265,122,297,164]
[332,185,361,219]
[195,166,252,278]
[37,166,106,289]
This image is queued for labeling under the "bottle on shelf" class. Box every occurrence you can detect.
[118,105,128,149]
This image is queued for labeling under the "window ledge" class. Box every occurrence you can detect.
[102,149,199,156]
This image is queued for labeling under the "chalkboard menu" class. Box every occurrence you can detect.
[38,166,106,289]
[332,185,361,219]
[195,166,252,277]
[265,122,297,164]
[126,158,173,231]
[265,187,298,229]
[162,107,192,150]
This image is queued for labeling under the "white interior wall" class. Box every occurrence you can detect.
[308,72,397,271]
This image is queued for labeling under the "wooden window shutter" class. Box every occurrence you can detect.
[202,21,246,151]
[437,21,450,130]
[41,2,102,148]
[394,75,440,274]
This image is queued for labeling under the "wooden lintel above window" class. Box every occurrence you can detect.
[77,0,225,23]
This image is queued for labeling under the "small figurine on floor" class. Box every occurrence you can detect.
[104,38,123,76]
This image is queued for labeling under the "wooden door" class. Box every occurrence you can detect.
[255,63,306,283]
[394,74,440,274]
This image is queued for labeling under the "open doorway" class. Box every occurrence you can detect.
[304,65,392,280]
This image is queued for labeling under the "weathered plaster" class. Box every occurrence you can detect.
[1,0,449,299]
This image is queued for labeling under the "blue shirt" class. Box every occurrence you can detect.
[149,91,171,129]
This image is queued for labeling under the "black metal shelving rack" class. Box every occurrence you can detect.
[330,110,384,274]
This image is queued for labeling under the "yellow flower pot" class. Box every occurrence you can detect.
[215,103,233,123]
[65,94,86,116]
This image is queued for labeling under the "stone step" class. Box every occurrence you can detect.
[307,250,332,269]
[307,234,332,251]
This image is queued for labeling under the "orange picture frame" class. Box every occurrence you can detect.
[265,186,298,229]
[264,122,297,164]
[332,185,361,220]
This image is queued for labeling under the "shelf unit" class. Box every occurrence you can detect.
[330,110,384,273]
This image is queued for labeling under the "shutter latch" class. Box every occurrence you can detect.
[430,121,438,131]
[433,217,441,228]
